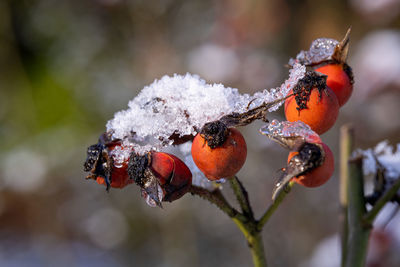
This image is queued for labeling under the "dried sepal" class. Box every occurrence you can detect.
[289,28,351,66]
[127,151,192,207]
[332,27,351,64]
[272,142,325,201]
[83,134,115,191]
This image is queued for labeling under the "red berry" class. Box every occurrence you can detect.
[149,152,192,201]
[284,87,339,135]
[191,128,247,180]
[96,143,133,189]
[315,64,353,106]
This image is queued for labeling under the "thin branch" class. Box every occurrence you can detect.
[189,183,267,267]
[247,232,267,267]
[345,154,371,267]
[229,176,254,218]
[189,185,241,218]
[257,181,294,231]
[339,125,353,266]
[364,178,400,225]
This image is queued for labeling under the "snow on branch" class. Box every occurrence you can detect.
[106,64,306,155]
[358,141,400,182]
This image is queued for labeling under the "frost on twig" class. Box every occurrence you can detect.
[106,64,306,156]
[354,141,400,203]
[357,141,400,181]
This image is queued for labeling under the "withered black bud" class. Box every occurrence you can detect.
[293,71,327,112]
[200,120,229,149]
[83,144,102,172]
[271,142,325,201]
[343,63,354,85]
[83,139,113,191]
[293,142,325,175]
[128,153,150,186]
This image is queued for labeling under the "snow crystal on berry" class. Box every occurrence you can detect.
[260,119,321,144]
[289,38,339,66]
[109,144,134,168]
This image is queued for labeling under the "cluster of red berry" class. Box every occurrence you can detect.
[83,31,354,205]
[283,32,353,188]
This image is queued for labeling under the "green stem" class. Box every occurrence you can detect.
[229,176,254,217]
[364,178,400,224]
[232,218,267,267]
[247,231,267,267]
[191,178,268,267]
[345,154,371,267]
[229,176,267,267]
[339,125,352,266]
[257,181,294,231]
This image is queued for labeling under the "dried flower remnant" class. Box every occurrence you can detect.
[271,142,327,201]
[83,133,134,190]
[260,120,327,200]
[128,152,192,207]
[290,71,328,112]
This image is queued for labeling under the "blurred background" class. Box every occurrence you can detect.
[1,0,400,266]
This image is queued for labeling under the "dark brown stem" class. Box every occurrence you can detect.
[189,185,243,219]
[219,96,290,128]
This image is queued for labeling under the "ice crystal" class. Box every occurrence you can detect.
[289,38,339,66]
[260,119,321,145]
[108,143,134,168]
